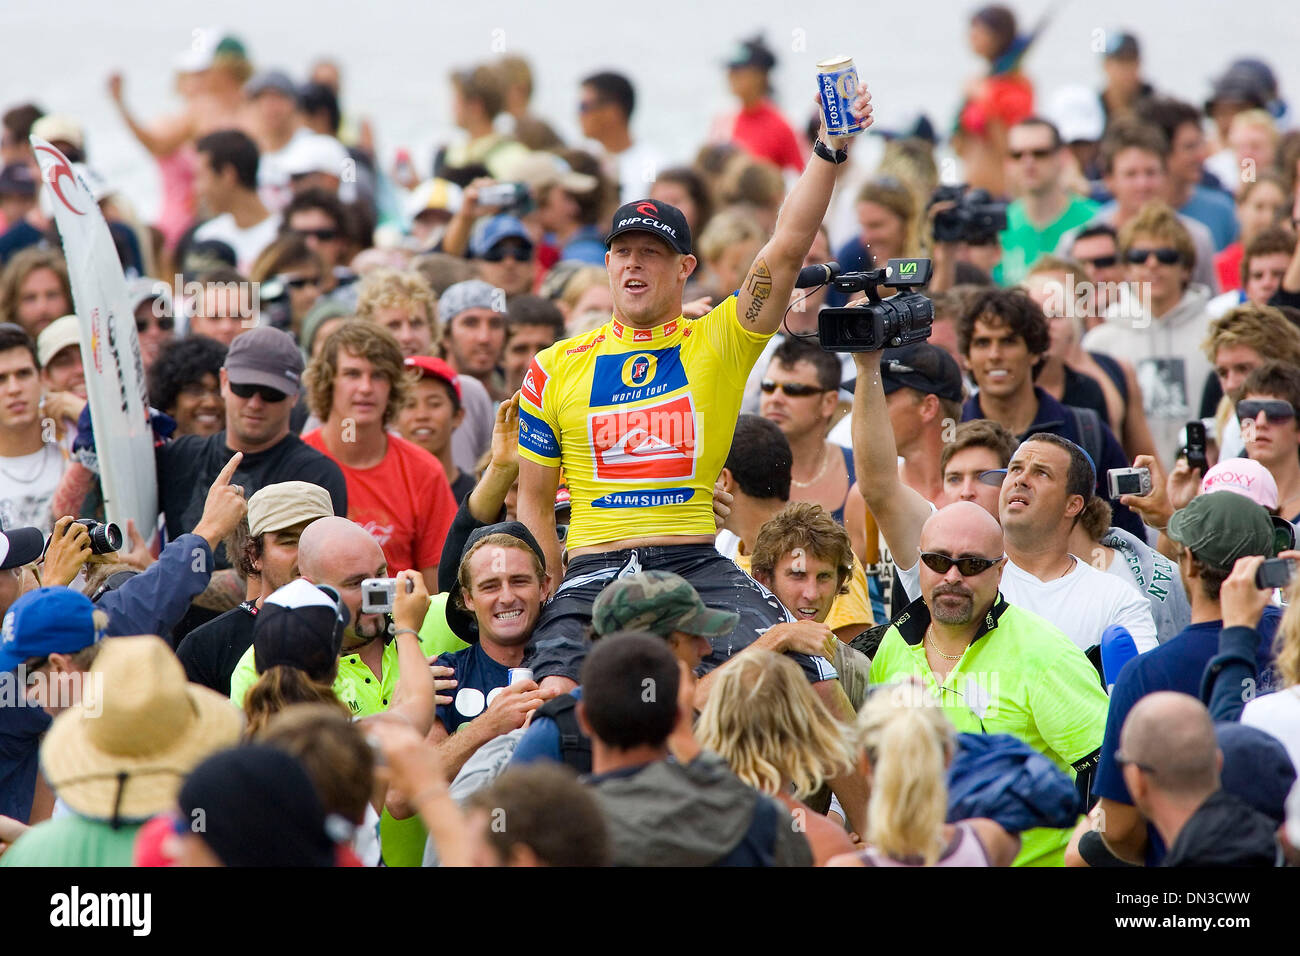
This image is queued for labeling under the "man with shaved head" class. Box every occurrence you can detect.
[1117,693,1280,867]
[869,501,1109,866]
[228,515,416,716]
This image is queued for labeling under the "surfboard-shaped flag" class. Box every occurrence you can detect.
[30,137,158,535]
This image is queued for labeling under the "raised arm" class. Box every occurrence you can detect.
[734,86,873,336]
[850,350,934,569]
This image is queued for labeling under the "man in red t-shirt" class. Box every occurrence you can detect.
[302,320,456,590]
[720,36,804,173]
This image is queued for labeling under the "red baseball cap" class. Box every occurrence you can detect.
[405,355,461,402]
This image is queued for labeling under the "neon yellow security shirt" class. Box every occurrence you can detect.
[868,593,1108,867]
[518,296,772,549]
[227,592,467,715]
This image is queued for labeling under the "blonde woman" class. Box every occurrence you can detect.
[695,650,856,865]
[829,682,1019,867]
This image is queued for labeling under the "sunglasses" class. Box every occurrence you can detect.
[1113,751,1157,774]
[229,382,290,403]
[1238,398,1296,424]
[977,468,1007,487]
[761,381,829,397]
[1082,255,1117,269]
[919,551,1004,576]
[21,655,49,688]
[136,315,175,333]
[1124,246,1182,266]
[481,243,533,263]
[1009,147,1054,160]
[294,228,340,242]
[278,274,322,290]
[578,98,605,114]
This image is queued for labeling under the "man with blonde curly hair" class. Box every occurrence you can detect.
[355,268,440,359]
[303,320,456,587]
[1201,302,1300,458]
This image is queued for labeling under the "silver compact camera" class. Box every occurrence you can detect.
[361,577,413,614]
[1106,466,1152,499]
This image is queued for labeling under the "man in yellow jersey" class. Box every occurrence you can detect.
[516,82,873,701]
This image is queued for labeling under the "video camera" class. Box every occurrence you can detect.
[930,184,1008,244]
[796,258,935,352]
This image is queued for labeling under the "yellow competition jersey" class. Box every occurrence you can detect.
[518,296,772,549]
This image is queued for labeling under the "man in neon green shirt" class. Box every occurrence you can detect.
[868,501,1108,866]
[226,515,463,867]
[997,118,1099,286]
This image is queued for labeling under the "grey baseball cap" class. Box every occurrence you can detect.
[224,326,304,396]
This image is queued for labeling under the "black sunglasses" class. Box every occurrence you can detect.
[481,243,533,263]
[1113,751,1157,774]
[229,382,290,403]
[761,381,829,397]
[1125,246,1182,266]
[294,228,340,242]
[919,551,1004,576]
[136,315,175,333]
[1082,254,1117,269]
[1009,147,1055,160]
[278,274,322,290]
[1238,398,1295,424]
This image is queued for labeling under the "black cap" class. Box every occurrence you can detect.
[605,199,692,256]
[1,526,45,570]
[726,35,776,72]
[878,344,964,402]
[1104,32,1140,61]
[1206,64,1271,112]
[253,579,349,681]
[0,163,37,198]
[179,745,336,866]
[462,521,547,571]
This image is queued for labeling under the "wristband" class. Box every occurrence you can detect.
[394,628,420,640]
[813,139,848,165]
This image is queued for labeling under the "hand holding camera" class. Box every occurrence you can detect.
[1222,551,1300,629]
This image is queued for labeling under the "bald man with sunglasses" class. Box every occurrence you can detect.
[868,500,1110,867]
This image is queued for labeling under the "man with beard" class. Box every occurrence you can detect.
[227,516,444,716]
[867,501,1109,866]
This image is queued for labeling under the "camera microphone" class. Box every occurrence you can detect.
[795,260,839,289]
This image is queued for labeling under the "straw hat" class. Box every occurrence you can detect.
[40,636,243,823]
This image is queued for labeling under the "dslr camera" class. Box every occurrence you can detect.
[930,184,1008,244]
[478,182,534,216]
[815,258,936,353]
[75,519,123,556]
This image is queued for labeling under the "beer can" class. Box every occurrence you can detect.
[508,667,535,686]
[817,56,863,136]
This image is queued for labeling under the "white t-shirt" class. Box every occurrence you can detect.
[0,443,64,535]
[193,212,281,275]
[1241,687,1300,773]
[616,141,667,205]
[895,554,1158,654]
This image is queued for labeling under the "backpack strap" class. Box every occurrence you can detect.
[1069,405,1104,475]
[535,693,592,774]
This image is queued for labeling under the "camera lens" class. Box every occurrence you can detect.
[87,522,123,555]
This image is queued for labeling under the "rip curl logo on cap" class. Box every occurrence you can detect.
[1,610,13,645]
[636,201,658,216]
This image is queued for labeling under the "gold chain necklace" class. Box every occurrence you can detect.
[791,443,830,489]
[925,627,964,661]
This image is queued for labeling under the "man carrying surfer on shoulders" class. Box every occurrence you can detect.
[516,80,874,716]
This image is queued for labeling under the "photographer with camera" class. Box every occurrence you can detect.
[925,183,1008,292]
[38,453,249,641]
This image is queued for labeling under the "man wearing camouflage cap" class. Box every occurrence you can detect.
[510,570,736,773]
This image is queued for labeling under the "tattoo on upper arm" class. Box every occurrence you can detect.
[743,259,773,324]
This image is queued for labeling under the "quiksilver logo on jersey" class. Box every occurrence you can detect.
[589,395,698,482]
[616,216,677,239]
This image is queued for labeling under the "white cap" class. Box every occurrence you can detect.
[1044,85,1106,144]
[174,27,221,72]
[36,315,81,368]
[282,134,350,179]
[404,177,463,222]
